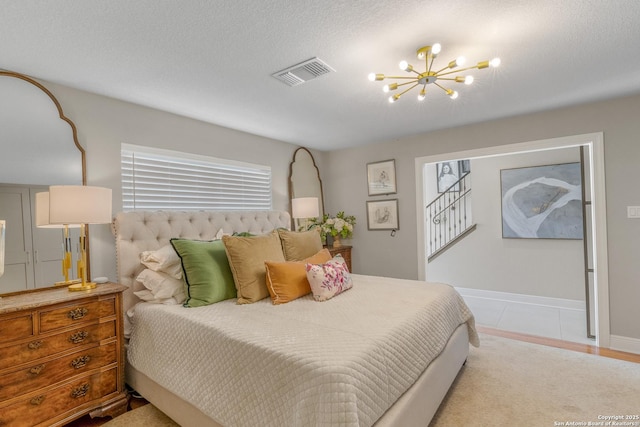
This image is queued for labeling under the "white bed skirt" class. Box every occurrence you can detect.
[125,323,469,427]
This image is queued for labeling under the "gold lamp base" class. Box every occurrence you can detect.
[68,282,97,292]
[55,278,82,287]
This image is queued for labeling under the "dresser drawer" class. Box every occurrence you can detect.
[39,298,116,333]
[0,342,117,401]
[0,321,116,371]
[0,366,118,427]
[0,313,33,345]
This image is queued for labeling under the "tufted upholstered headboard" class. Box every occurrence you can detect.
[112,210,291,315]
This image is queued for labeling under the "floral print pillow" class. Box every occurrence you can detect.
[305,254,353,302]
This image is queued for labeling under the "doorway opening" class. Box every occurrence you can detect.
[414,133,609,347]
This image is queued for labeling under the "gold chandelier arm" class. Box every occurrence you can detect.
[433,64,453,75]
[433,82,451,94]
[428,56,437,73]
[384,76,420,80]
[397,82,420,97]
[397,80,419,88]
[436,64,481,77]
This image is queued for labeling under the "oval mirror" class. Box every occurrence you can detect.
[0,71,87,294]
[289,147,324,225]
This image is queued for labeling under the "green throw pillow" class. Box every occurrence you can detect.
[170,238,237,307]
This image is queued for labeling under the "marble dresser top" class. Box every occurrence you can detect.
[0,282,127,315]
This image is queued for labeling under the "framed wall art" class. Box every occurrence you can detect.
[459,159,471,176]
[366,199,399,230]
[436,161,460,193]
[367,159,397,196]
[500,162,583,239]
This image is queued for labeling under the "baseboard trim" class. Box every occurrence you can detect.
[609,335,640,355]
[455,287,585,311]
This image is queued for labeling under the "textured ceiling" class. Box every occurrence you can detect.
[2,0,640,151]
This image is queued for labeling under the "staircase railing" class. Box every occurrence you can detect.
[426,172,475,261]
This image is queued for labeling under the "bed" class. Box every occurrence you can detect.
[113,210,478,426]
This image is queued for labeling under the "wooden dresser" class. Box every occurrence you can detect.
[0,283,128,427]
[326,245,352,272]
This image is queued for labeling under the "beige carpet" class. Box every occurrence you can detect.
[105,334,640,426]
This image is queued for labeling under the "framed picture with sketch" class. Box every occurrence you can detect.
[436,161,460,193]
[367,159,397,196]
[366,199,399,230]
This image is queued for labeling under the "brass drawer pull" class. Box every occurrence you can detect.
[71,355,91,369]
[28,340,43,350]
[68,307,88,320]
[68,330,89,344]
[71,383,89,398]
[30,395,45,405]
[29,364,46,376]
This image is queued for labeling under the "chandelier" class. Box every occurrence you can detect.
[368,43,500,103]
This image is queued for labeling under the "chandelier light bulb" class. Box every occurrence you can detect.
[388,94,399,103]
[418,88,426,100]
[449,90,459,99]
[368,73,376,81]
[399,60,412,72]
[432,43,442,55]
[465,75,474,85]
[383,83,399,93]
[490,57,501,67]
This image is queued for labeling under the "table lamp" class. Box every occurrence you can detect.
[48,185,112,292]
[292,197,319,231]
[35,191,82,286]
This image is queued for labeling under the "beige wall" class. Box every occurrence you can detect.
[39,81,325,286]
[324,93,640,340]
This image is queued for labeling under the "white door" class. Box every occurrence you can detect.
[0,186,34,292]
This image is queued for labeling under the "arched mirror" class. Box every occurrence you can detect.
[289,147,324,227]
[0,71,87,294]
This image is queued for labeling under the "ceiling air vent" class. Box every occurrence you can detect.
[272,57,335,87]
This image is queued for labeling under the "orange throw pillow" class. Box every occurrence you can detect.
[265,249,332,304]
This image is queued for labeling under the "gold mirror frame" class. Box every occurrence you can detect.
[0,71,89,290]
[288,147,324,227]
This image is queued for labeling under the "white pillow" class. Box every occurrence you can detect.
[140,245,183,279]
[133,289,182,305]
[136,268,186,304]
[215,228,229,240]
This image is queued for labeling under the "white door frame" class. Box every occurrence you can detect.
[414,132,609,347]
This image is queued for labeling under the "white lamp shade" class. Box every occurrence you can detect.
[292,197,319,219]
[49,185,112,225]
[35,192,81,228]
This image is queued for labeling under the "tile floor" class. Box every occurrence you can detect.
[459,292,596,345]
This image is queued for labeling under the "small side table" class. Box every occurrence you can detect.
[325,245,352,272]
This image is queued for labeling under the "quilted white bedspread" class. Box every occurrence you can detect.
[127,274,478,427]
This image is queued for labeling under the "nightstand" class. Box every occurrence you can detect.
[325,245,352,272]
[0,283,128,426]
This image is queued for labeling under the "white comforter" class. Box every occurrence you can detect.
[127,274,478,427]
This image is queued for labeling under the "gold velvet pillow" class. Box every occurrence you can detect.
[265,249,332,304]
[222,231,285,304]
[277,228,323,261]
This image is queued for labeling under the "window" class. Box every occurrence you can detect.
[121,144,272,211]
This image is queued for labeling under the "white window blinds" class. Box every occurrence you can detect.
[121,144,272,211]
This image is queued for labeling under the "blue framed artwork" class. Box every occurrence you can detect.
[500,162,583,239]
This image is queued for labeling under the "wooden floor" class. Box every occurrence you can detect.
[66,330,639,426]
[478,326,640,363]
